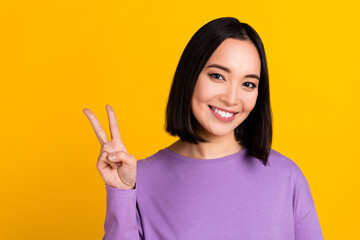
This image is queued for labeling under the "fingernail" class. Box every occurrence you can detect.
[109,154,116,160]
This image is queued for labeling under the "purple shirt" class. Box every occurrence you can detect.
[103,147,323,240]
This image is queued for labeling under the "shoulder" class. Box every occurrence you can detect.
[268,150,319,227]
[268,149,301,170]
[135,149,174,181]
[266,149,307,180]
[136,149,167,169]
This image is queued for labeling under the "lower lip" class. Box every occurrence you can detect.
[209,106,237,122]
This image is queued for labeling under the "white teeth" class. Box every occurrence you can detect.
[211,106,235,118]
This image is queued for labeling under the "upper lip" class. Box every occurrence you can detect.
[209,105,238,114]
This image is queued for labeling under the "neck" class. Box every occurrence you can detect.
[168,132,243,159]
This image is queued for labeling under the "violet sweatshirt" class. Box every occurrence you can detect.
[103,147,323,240]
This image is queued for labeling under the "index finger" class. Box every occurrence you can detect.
[106,105,121,140]
[83,108,108,146]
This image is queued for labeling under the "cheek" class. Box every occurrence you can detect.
[192,84,204,104]
[243,92,258,111]
[193,78,218,102]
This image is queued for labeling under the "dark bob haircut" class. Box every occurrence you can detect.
[165,17,272,166]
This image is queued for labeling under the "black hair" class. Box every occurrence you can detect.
[165,17,272,166]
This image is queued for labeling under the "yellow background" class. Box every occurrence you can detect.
[1,0,359,239]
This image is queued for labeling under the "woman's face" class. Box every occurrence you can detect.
[191,38,261,139]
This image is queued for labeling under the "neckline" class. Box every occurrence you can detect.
[162,147,247,163]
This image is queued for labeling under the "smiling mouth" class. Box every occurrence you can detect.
[208,105,238,118]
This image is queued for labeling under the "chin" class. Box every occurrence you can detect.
[205,127,235,138]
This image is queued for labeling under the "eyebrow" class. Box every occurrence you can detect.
[206,64,260,81]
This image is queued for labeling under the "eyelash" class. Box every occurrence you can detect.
[208,73,257,88]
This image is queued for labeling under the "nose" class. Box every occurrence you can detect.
[220,85,238,106]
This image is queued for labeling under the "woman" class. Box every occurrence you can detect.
[83,17,323,240]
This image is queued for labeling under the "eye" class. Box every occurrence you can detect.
[243,82,257,88]
[208,73,224,81]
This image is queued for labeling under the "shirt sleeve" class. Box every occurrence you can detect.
[102,184,143,240]
[292,169,324,240]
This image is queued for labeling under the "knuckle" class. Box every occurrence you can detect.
[102,143,113,153]
[98,151,107,158]
[102,142,110,149]
[118,151,126,159]
[101,146,108,153]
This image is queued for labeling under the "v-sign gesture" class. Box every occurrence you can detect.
[83,105,137,189]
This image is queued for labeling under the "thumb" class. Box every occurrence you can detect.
[107,151,136,166]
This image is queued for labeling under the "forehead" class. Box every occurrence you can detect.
[205,38,261,74]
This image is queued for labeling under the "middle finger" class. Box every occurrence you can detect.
[83,108,108,146]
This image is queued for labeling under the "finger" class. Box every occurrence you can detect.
[107,151,135,166]
[98,151,118,169]
[102,142,117,154]
[106,105,121,140]
[109,162,118,169]
[106,105,128,153]
[83,108,108,146]
[97,151,110,169]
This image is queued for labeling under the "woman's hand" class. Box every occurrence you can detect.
[83,105,137,189]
